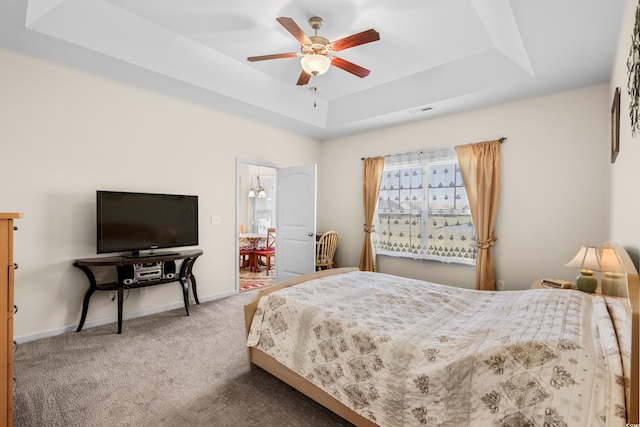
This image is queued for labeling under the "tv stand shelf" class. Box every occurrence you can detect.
[74,249,203,334]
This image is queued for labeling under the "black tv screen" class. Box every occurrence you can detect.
[97,191,198,255]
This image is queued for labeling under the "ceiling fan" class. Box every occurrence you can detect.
[247,16,380,86]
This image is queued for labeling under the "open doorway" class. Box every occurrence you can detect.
[236,160,278,292]
[236,159,318,293]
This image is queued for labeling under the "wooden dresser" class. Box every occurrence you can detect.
[0,213,21,427]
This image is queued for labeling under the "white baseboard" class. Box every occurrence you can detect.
[14,290,237,344]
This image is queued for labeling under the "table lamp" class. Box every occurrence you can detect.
[565,246,601,293]
[600,247,626,297]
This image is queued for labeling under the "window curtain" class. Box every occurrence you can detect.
[359,157,385,272]
[455,140,501,291]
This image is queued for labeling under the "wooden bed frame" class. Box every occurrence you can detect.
[610,241,640,424]
[244,243,639,425]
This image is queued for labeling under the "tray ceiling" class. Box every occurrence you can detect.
[0,0,626,140]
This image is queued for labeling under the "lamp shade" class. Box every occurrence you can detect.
[565,246,601,271]
[600,246,626,297]
[601,247,623,273]
[301,54,331,76]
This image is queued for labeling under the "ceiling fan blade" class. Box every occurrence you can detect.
[331,29,380,52]
[247,52,299,62]
[276,17,312,45]
[296,70,311,86]
[331,57,371,78]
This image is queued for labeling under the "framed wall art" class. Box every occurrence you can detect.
[627,0,640,135]
[612,87,620,163]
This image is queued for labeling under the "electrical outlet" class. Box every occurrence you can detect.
[211,215,221,225]
[108,291,117,301]
[497,280,505,291]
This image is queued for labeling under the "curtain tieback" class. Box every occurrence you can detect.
[363,224,375,233]
[476,234,497,249]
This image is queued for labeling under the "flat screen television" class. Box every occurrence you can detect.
[97,190,198,256]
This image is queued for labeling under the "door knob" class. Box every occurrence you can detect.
[308,232,314,237]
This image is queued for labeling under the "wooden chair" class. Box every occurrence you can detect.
[239,225,253,270]
[254,228,276,275]
[316,231,339,271]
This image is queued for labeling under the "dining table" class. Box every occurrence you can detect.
[240,233,266,249]
[239,233,266,271]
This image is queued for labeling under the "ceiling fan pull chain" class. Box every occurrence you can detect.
[312,86,318,108]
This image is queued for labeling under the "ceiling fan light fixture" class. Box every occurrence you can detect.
[301,54,331,76]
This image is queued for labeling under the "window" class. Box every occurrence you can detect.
[250,175,276,234]
[374,148,476,265]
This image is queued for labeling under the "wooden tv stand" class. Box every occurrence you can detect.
[74,249,203,334]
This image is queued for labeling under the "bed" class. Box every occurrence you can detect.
[244,242,639,426]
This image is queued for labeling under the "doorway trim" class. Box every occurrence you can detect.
[235,158,280,293]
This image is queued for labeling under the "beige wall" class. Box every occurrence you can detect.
[610,0,640,262]
[1,48,320,340]
[4,4,638,340]
[318,84,611,290]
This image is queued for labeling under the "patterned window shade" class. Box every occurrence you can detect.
[251,175,276,234]
[375,148,476,265]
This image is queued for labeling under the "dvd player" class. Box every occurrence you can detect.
[134,262,162,282]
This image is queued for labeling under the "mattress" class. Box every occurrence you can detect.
[248,270,627,426]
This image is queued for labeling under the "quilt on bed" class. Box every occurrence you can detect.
[247,271,628,426]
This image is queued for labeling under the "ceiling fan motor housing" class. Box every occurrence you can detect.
[302,36,331,56]
[301,17,330,57]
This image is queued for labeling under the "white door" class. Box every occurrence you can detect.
[276,164,317,281]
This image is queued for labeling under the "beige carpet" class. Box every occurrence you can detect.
[13,290,353,426]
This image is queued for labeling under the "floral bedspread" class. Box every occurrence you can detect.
[247,271,628,426]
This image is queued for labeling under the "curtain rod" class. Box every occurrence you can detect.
[361,137,506,160]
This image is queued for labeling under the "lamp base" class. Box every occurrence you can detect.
[602,272,626,297]
[576,271,597,293]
